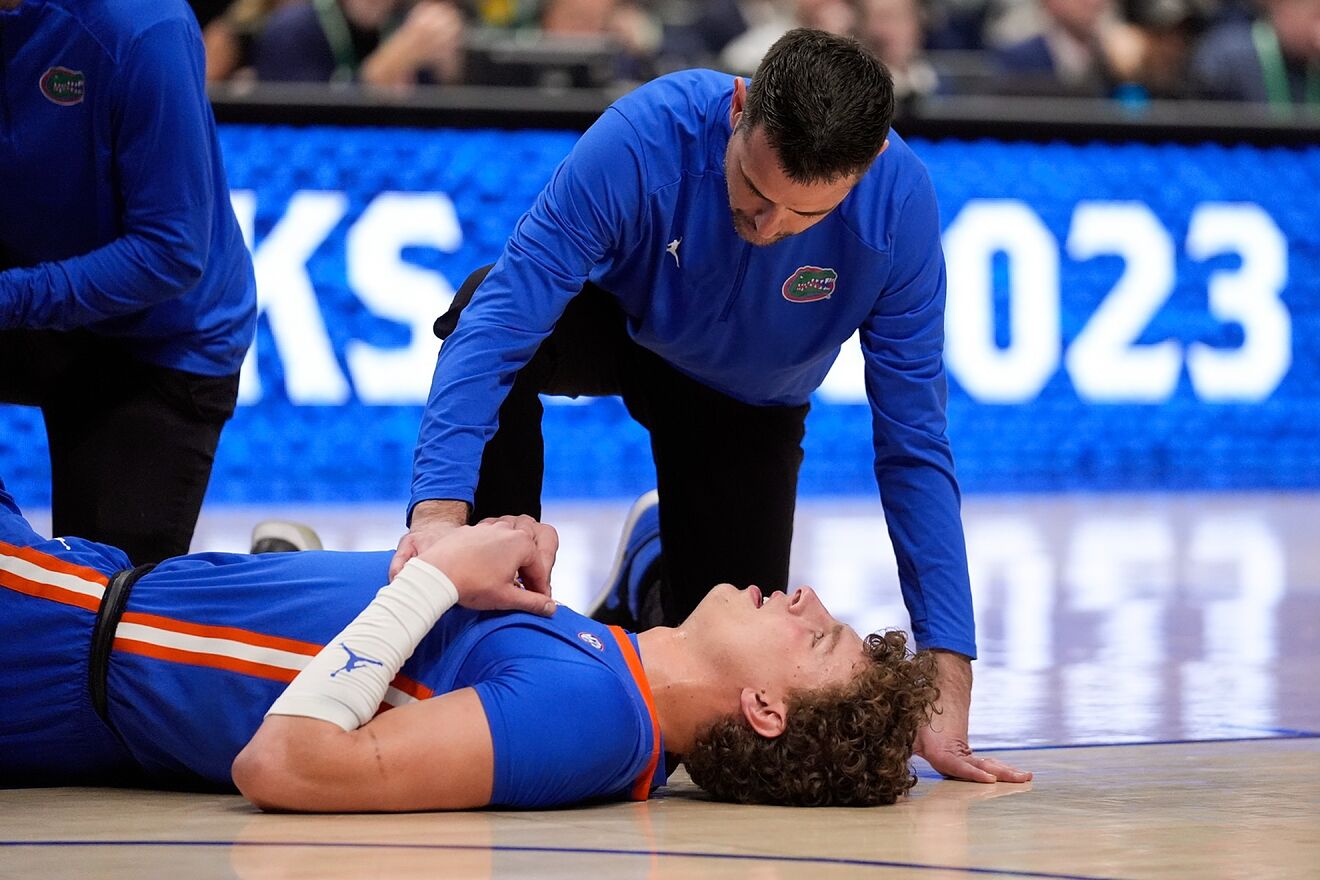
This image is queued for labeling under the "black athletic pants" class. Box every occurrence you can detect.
[438,266,809,625]
[0,329,240,565]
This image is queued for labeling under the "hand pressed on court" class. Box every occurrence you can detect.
[915,651,1032,784]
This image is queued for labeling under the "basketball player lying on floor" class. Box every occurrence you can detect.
[0,477,936,811]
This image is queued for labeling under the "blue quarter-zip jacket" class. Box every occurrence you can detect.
[0,0,255,376]
[413,69,974,656]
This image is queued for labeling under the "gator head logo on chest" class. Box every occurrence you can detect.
[782,266,838,303]
[40,67,86,106]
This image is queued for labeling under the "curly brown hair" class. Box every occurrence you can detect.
[684,630,937,807]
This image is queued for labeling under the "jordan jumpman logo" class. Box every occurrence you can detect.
[666,238,682,268]
[331,643,385,677]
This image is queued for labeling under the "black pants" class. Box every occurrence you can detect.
[439,266,809,625]
[0,329,239,565]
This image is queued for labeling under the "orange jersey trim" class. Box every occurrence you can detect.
[0,538,433,703]
[114,637,301,684]
[607,625,661,801]
[119,610,323,657]
[0,540,111,587]
[390,675,435,701]
[0,567,102,612]
[114,635,433,703]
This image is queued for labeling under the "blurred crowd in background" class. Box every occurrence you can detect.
[190,0,1319,108]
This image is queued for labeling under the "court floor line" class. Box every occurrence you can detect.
[980,732,1319,753]
[0,841,1133,880]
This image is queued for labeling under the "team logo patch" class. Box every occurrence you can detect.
[782,266,838,303]
[578,632,605,651]
[40,67,86,106]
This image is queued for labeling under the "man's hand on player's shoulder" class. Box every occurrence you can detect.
[391,499,469,580]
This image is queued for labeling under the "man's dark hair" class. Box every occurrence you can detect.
[740,28,896,184]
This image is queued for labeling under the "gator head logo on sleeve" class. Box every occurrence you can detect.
[782,266,838,303]
[39,67,86,106]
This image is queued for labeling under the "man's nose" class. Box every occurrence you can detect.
[754,206,787,235]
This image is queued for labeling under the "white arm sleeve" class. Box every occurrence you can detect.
[266,558,460,731]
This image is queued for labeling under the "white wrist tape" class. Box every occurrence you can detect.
[266,558,459,731]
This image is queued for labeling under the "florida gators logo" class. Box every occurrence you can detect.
[40,67,85,106]
[782,266,838,303]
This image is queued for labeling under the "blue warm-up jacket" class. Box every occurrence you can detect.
[413,69,975,657]
[0,0,255,376]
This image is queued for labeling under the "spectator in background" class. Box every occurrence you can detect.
[1125,0,1199,97]
[1192,0,1319,106]
[541,0,662,78]
[923,0,997,49]
[856,0,943,99]
[655,0,750,67]
[254,0,466,85]
[191,0,233,26]
[468,0,537,26]
[204,0,300,80]
[994,0,1145,94]
[1,0,256,565]
[722,0,857,73]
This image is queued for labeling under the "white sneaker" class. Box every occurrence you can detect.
[250,520,323,554]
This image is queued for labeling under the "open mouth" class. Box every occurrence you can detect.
[750,585,764,608]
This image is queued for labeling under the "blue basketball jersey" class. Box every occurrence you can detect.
[0,478,667,807]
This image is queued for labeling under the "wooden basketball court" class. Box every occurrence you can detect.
[4,493,1317,879]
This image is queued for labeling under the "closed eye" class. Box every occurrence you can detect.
[820,625,843,652]
[739,163,836,218]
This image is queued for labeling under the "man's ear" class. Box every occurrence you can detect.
[730,77,747,130]
[740,687,787,739]
[877,138,890,158]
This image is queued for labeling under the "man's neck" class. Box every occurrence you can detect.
[635,626,737,755]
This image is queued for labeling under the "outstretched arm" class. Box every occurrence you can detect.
[398,106,649,577]
[233,517,558,812]
[859,169,1029,783]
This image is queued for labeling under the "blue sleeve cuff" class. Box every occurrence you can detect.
[913,633,978,660]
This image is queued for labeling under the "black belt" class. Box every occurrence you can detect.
[89,562,156,722]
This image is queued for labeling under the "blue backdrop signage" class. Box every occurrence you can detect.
[3,126,1316,503]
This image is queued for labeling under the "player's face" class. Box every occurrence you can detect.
[687,583,868,696]
[724,124,857,247]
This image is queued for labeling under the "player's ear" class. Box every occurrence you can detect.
[740,687,787,738]
[877,138,890,158]
[729,77,747,129]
